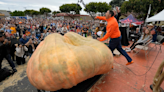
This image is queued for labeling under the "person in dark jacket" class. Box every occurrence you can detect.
[129,27,141,42]
[16,25,21,38]
[20,35,29,44]
[147,24,157,42]
[0,32,17,73]
[113,6,121,22]
[10,34,19,61]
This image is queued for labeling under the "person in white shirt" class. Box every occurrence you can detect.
[47,30,52,35]
[56,25,62,33]
[61,25,68,35]
[15,43,28,65]
[43,29,49,39]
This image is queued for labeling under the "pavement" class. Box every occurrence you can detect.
[90,42,164,92]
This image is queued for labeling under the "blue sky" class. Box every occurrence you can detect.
[0,0,112,14]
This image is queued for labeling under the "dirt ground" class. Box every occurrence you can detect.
[0,57,31,92]
[0,56,105,92]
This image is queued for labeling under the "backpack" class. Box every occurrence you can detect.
[0,67,13,82]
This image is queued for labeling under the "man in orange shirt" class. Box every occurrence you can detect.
[95,10,133,65]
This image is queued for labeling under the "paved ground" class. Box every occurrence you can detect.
[3,76,37,92]
[90,42,164,92]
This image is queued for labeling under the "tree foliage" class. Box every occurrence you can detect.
[53,11,60,15]
[120,0,164,18]
[97,2,111,13]
[24,10,40,16]
[10,10,25,16]
[84,2,98,13]
[24,10,31,15]
[110,0,125,7]
[84,2,111,14]
[32,10,40,15]
[59,3,82,14]
[39,7,51,14]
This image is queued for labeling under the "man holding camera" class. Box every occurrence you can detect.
[0,32,17,73]
[15,43,28,65]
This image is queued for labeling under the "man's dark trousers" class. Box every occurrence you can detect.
[0,54,15,69]
[108,36,132,62]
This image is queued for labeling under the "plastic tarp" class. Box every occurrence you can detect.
[119,14,143,25]
[146,9,164,22]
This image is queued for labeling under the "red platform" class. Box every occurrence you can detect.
[90,43,164,92]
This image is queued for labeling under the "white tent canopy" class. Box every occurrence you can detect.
[146,9,164,22]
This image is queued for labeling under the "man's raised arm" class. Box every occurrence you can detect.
[95,16,107,21]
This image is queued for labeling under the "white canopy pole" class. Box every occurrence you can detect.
[145,4,151,25]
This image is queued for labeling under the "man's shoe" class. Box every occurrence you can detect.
[12,68,17,73]
[126,61,134,65]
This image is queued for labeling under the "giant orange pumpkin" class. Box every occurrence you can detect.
[26,32,113,91]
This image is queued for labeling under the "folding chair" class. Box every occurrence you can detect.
[152,35,164,53]
[133,37,153,60]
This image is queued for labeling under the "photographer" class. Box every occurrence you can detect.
[10,34,19,61]
[25,39,35,57]
[0,32,17,72]
[38,33,44,43]
[31,33,39,48]
[15,43,28,65]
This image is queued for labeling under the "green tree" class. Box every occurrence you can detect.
[84,2,111,15]
[120,1,129,13]
[53,11,60,15]
[156,0,164,13]
[60,4,70,13]
[24,10,32,15]
[84,2,98,14]
[39,7,51,15]
[110,0,125,7]
[97,2,111,15]
[32,10,40,15]
[59,3,82,14]
[121,0,164,18]
[24,10,40,16]
[75,4,82,14]
[10,10,25,16]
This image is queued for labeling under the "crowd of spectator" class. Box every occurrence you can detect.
[0,18,102,73]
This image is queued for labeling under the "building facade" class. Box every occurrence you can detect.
[54,13,93,21]
[0,10,10,18]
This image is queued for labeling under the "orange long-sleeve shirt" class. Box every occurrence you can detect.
[10,27,17,34]
[96,16,121,41]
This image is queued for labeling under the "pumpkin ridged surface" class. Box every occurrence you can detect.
[26,32,113,91]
